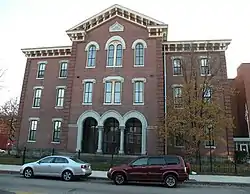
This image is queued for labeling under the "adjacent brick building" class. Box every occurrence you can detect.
[231,63,250,153]
[17,4,233,156]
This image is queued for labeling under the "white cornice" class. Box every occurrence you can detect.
[67,4,166,32]
[66,4,168,41]
[163,39,231,52]
[21,46,72,58]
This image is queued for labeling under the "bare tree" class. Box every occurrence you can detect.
[0,97,19,143]
[158,47,235,157]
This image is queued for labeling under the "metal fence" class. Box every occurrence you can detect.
[1,147,250,176]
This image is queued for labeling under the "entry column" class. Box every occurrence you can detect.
[119,126,125,154]
[96,126,104,153]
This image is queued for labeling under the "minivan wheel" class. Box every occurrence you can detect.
[164,174,177,188]
[23,167,33,178]
[62,170,73,181]
[113,173,126,185]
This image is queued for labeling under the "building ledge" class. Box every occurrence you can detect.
[21,46,72,58]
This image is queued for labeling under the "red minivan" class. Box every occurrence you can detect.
[107,155,189,188]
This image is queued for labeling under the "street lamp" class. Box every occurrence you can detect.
[208,124,213,172]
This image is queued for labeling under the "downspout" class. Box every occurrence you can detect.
[163,27,168,154]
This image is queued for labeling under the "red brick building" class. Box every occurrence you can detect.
[17,4,233,156]
[231,63,250,153]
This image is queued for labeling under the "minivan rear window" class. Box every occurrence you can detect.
[164,156,180,165]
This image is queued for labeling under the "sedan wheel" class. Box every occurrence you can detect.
[23,168,33,178]
[113,173,126,185]
[62,170,73,181]
[164,175,177,188]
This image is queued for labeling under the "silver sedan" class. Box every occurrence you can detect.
[20,155,92,181]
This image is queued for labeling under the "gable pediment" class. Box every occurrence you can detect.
[109,21,124,32]
[66,4,168,41]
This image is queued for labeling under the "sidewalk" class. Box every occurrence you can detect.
[0,164,249,186]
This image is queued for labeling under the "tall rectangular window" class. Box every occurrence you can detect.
[104,81,122,104]
[83,82,93,104]
[173,86,182,108]
[37,62,46,79]
[59,62,68,78]
[28,119,38,141]
[200,58,210,76]
[32,88,42,108]
[205,127,215,147]
[134,81,144,104]
[52,120,61,143]
[56,87,65,107]
[172,58,182,76]
[203,86,212,103]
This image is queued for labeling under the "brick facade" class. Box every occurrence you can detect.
[17,4,233,157]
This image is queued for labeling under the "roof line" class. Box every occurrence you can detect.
[21,46,72,51]
[67,4,166,32]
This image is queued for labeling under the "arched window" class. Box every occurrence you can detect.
[132,39,147,67]
[107,42,123,67]
[105,36,126,67]
[85,41,100,68]
[107,45,115,66]
[87,45,96,67]
[135,43,144,66]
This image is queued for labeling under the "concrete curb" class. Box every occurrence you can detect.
[1,170,249,187]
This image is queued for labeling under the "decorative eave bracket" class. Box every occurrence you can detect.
[21,46,72,58]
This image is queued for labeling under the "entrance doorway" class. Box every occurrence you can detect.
[124,118,142,155]
[103,118,120,154]
[82,117,98,153]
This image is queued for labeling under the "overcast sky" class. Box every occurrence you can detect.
[0,0,249,105]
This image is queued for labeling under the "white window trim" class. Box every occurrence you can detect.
[105,36,126,50]
[106,42,123,68]
[55,86,66,109]
[199,56,211,77]
[105,36,126,68]
[171,56,183,76]
[32,86,44,109]
[36,61,47,80]
[132,39,147,67]
[103,76,124,105]
[131,39,147,49]
[103,76,124,83]
[172,84,183,109]
[82,79,96,105]
[27,118,39,143]
[58,60,68,79]
[51,118,63,144]
[85,41,100,69]
[204,141,216,149]
[132,78,146,105]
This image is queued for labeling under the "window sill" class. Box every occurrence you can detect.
[134,65,144,67]
[32,106,40,109]
[82,102,92,105]
[204,146,216,149]
[86,66,96,69]
[51,141,60,144]
[58,77,67,79]
[55,106,64,109]
[36,77,44,80]
[103,103,121,106]
[201,74,211,77]
[106,65,123,68]
[133,103,144,106]
[27,140,36,143]
[173,74,183,77]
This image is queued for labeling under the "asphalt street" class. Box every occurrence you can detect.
[0,174,249,194]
